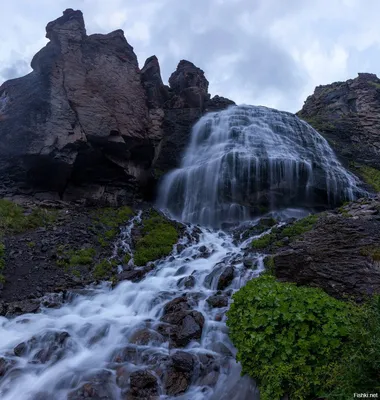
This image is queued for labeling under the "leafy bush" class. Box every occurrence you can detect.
[227,275,354,400]
[134,213,179,266]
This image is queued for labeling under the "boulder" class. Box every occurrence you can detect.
[164,351,196,396]
[126,370,159,399]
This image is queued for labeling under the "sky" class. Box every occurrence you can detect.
[1,0,380,113]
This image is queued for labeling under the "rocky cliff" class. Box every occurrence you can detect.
[0,9,234,205]
[298,73,380,179]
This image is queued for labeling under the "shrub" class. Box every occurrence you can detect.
[226,275,354,400]
[251,232,276,249]
[134,213,179,266]
[93,259,118,280]
[359,165,380,192]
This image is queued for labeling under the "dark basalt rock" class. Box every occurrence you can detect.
[298,73,380,174]
[0,9,234,204]
[206,294,229,308]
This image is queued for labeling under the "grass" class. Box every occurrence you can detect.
[134,212,179,266]
[0,199,58,235]
[358,165,380,192]
[251,214,319,250]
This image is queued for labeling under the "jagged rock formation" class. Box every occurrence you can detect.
[298,73,380,171]
[0,9,234,204]
[272,197,380,300]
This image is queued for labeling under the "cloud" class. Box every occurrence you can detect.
[1,0,380,112]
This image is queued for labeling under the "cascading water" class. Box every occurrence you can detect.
[0,104,367,400]
[158,105,363,227]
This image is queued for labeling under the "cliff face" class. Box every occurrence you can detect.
[0,9,234,204]
[298,73,380,172]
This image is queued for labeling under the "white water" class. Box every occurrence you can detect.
[0,219,264,400]
[158,105,363,227]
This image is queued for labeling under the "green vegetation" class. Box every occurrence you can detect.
[93,258,118,280]
[134,212,179,266]
[227,275,380,400]
[92,206,133,247]
[27,241,36,248]
[281,214,318,238]
[123,253,131,264]
[0,199,58,235]
[358,165,380,192]
[251,214,318,250]
[251,232,276,249]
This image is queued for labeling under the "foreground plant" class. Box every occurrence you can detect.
[226,275,380,400]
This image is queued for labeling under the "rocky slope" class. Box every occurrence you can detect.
[0,9,234,205]
[258,197,380,300]
[298,73,380,177]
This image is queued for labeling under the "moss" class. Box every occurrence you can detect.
[134,212,179,266]
[93,259,118,280]
[358,165,380,192]
[27,241,36,248]
[0,199,58,235]
[263,256,275,273]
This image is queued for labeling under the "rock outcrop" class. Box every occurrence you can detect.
[0,9,234,204]
[272,196,380,300]
[298,73,380,172]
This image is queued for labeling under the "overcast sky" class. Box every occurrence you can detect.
[1,0,380,112]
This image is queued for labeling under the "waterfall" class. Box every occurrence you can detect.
[158,105,362,227]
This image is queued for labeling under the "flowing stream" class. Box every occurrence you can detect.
[0,105,363,399]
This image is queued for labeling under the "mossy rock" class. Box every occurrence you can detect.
[133,210,180,266]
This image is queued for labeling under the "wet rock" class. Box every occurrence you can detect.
[163,296,190,315]
[203,263,225,289]
[6,299,40,316]
[127,370,159,399]
[68,370,115,400]
[0,357,16,377]
[14,331,71,363]
[116,366,131,389]
[209,342,233,357]
[177,275,196,289]
[118,264,155,283]
[160,310,205,348]
[206,295,228,308]
[129,329,164,346]
[165,351,195,396]
[196,353,220,387]
[217,266,235,290]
